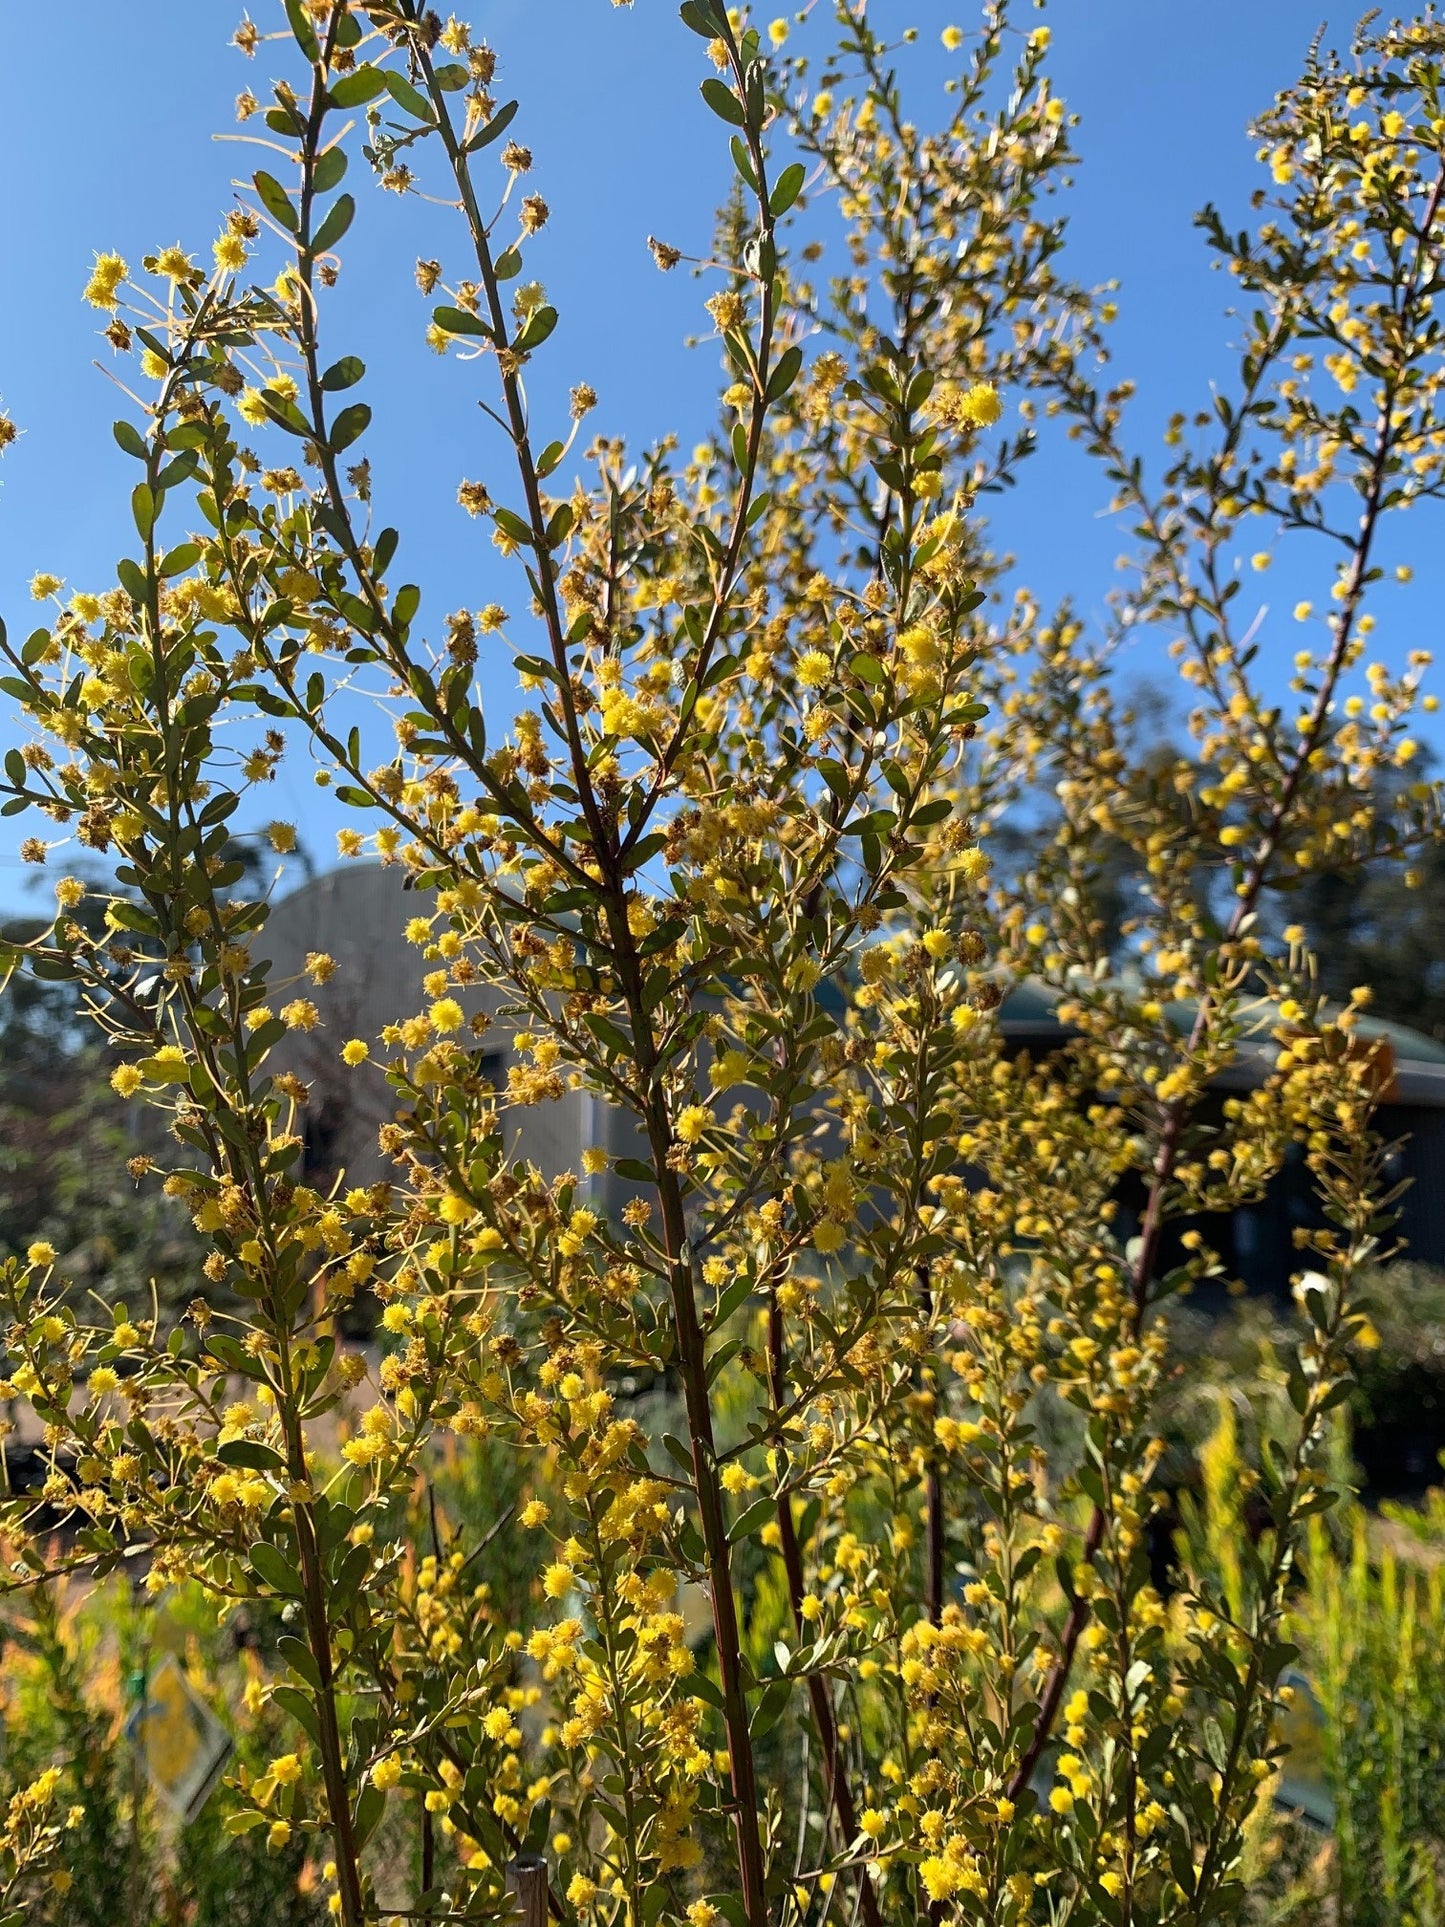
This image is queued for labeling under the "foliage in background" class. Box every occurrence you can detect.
[0,1042,201,1323]
[0,1578,326,1927]
[0,4,1442,1927]
[1158,1266,1445,1500]
[1179,1386,1445,1927]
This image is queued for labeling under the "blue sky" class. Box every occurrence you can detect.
[1,0,1437,914]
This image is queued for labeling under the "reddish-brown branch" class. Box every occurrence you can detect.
[769,1298,884,1927]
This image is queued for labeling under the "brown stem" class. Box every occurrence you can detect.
[293,1491,368,1927]
[645,1099,769,1927]
[924,1464,945,1633]
[768,1297,884,1927]
[403,41,773,1915]
[914,1265,945,1631]
[421,1798,435,1919]
[235,30,369,1924]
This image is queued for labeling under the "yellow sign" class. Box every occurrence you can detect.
[1273,1667,1334,1831]
[127,1654,233,1823]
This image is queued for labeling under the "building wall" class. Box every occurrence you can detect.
[260,866,602,1196]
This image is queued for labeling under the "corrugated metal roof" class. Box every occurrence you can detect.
[996,975,1445,1101]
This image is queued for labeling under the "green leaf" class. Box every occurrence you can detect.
[766,344,803,403]
[261,390,309,436]
[707,1337,741,1387]
[320,356,365,392]
[711,1271,754,1327]
[131,483,157,540]
[493,507,533,545]
[205,1335,252,1374]
[816,758,850,802]
[382,69,434,122]
[249,1542,304,1596]
[729,1496,775,1543]
[701,77,746,125]
[729,136,757,192]
[329,403,371,452]
[313,147,348,193]
[515,304,557,353]
[159,542,200,577]
[217,1438,285,1472]
[329,1541,372,1606]
[679,0,724,34]
[311,193,355,254]
[272,1685,321,1744]
[354,1781,386,1849]
[284,0,320,60]
[223,1810,271,1835]
[750,1676,791,1740]
[513,653,559,685]
[277,1635,323,1690]
[432,61,469,91]
[329,65,386,108]
[464,98,518,152]
[433,304,492,340]
[253,170,300,233]
[770,161,806,216]
[154,450,197,493]
[113,420,148,460]
[584,1012,633,1056]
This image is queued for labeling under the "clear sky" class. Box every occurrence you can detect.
[1,0,1437,915]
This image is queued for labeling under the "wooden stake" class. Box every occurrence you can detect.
[505,1854,549,1927]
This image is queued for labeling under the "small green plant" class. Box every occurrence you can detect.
[1181,1395,1445,1927]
